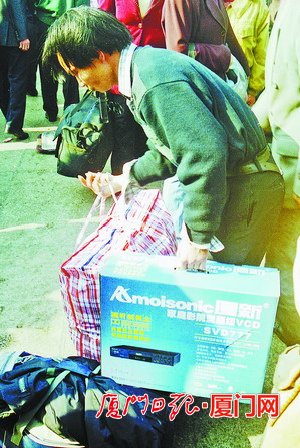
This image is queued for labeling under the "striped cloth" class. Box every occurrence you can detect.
[60,189,177,361]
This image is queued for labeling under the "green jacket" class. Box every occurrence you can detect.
[34,0,88,25]
[227,0,270,98]
[129,46,266,245]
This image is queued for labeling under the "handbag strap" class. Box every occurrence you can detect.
[68,91,109,121]
[106,189,162,247]
[99,92,109,124]
[55,90,109,138]
[75,174,118,249]
[68,89,94,118]
[11,369,70,446]
[54,90,93,138]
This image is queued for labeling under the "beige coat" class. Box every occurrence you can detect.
[253,0,300,208]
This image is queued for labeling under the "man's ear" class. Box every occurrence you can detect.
[97,51,107,62]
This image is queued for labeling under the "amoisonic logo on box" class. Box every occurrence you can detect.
[110,285,215,313]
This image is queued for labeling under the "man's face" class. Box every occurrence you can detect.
[57,52,117,93]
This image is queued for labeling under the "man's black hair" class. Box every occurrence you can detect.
[42,6,132,79]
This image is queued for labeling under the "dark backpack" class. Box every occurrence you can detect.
[54,90,113,177]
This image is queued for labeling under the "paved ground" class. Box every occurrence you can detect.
[0,85,285,447]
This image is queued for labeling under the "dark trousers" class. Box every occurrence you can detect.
[108,92,148,174]
[23,15,39,94]
[27,53,38,93]
[26,22,38,93]
[214,171,285,266]
[164,170,285,267]
[265,208,300,345]
[0,46,28,131]
[36,19,79,117]
[0,67,9,118]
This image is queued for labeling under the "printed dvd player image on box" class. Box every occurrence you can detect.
[110,345,181,366]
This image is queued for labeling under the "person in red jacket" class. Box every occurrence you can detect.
[98,0,166,174]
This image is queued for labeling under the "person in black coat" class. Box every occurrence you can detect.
[0,0,33,140]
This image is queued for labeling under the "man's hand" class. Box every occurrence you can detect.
[19,39,30,51]
[78,171,123,196]
[176,240,209,271]
[247,94,256,107]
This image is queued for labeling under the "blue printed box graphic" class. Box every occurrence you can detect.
[100,254,280,397]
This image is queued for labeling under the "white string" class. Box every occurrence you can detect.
[103,172,118,204]
[75,174,118,249]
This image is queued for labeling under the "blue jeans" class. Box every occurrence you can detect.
[0,46,28,131]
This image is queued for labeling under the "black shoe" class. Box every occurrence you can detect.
[45,112,58,122]
[5,127,29,140]
[27,88,38,97]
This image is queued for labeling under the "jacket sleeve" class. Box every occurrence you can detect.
[295,154,300,198]
[226,20,250,77]
[252,89,271,132]
[131,81,228,245]
[162,0,231,74]
[248,7,269,97]
[9,0,28,42]
[97,0,116,14]
[289,19,300,198]
[132,142,177,184]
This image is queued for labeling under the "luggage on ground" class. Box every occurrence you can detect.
[60,189,177,360]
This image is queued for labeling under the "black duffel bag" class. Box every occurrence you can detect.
[54,90,113,177]
[0,352,173,448]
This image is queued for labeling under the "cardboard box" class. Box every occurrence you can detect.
[100,253,280,397]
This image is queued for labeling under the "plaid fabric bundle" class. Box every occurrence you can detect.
[60,189,177,361]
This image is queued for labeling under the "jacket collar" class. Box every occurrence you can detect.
[205,0,227,30]
[118,43,137,99]
[226,0,249,19]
